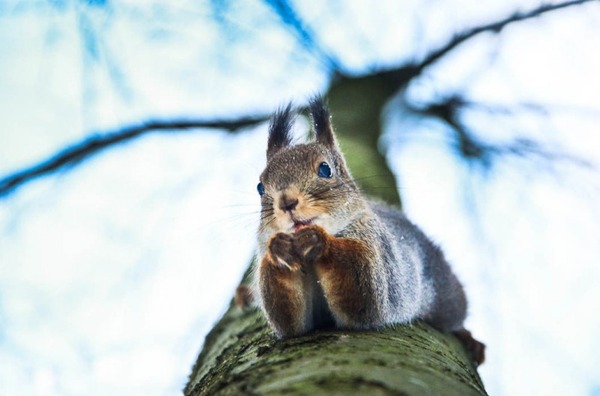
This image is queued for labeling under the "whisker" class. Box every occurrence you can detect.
[351,174,398,182]
[220,203,261,209]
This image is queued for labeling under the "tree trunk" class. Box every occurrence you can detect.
[185,73,487,395]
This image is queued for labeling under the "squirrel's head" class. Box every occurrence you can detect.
[257,97,364,237]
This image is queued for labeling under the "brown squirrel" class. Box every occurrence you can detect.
[249,97,485,365]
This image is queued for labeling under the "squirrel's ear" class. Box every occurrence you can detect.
[267,103,294,160]
[309,96,337,149]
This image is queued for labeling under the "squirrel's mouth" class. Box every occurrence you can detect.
[292,218,315,232]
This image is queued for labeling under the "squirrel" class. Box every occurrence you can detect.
[246,97,485,365]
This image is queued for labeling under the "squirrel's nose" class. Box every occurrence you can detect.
[279,195,299,213]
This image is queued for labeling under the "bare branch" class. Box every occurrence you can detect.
[406,95,594,170]
[413,0,597,75]
[264,0,343,72]
[333,0,597,106]
[0,116,267,198]
[458,100,600,119]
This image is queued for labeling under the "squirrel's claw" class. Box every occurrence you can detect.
[293,225,326,264]
[268,233,301,271]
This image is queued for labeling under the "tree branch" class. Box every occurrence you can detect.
[264,0,343,72]
[331,0,596,115]
[407,95,595,169]
[413,0,597,76]
[0,116,267,197]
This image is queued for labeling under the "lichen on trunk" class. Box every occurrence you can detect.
[185,299,486,395]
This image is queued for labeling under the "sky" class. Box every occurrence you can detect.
[1,1,599,395]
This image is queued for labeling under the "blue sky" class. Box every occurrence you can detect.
[1,1,599,395]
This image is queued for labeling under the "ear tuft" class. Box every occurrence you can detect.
[309,96,336,148]
[267,103,295,160]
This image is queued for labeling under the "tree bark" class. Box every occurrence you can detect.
[185,73,487,395]
[184,300,485,395]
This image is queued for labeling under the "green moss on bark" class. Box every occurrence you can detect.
[185,301,486,395]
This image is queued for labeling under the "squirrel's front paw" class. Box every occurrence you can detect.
[268,233,300,271]
[293,225,327,264]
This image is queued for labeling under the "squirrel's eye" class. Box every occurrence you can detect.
[317,162,333,178]
[257,182,265,196]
